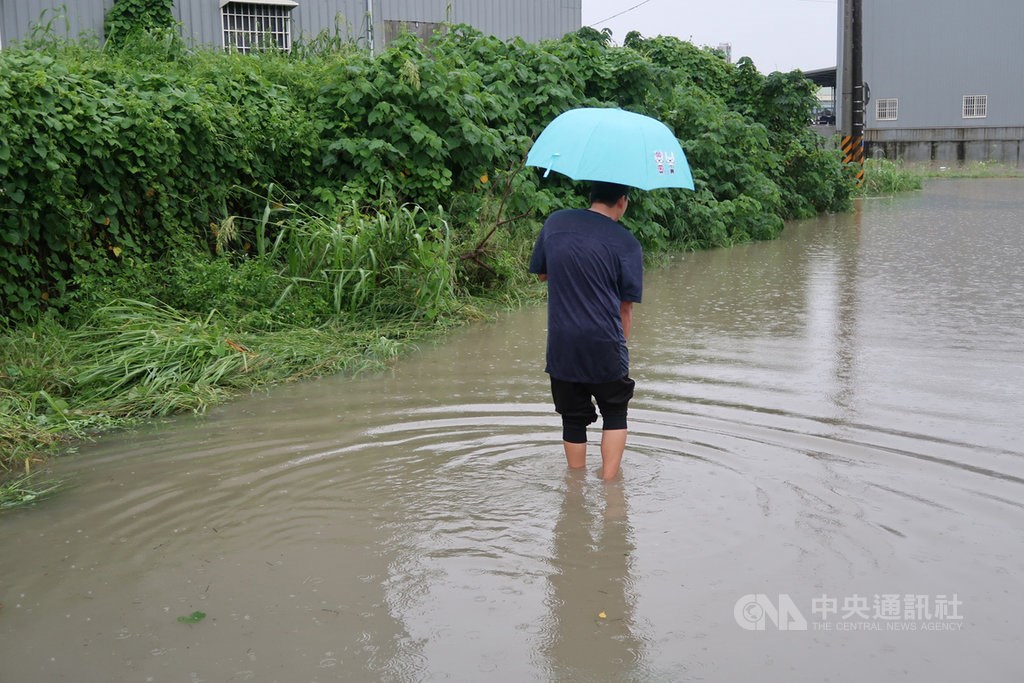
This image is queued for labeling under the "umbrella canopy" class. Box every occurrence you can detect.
[525,107,694,191]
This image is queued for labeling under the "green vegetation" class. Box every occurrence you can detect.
[916,161,1024,179]
[1,23,855,508]
[855,159,924,196]
[177,611,207,624]
[104,0,176,48]
[853,158,1024,197]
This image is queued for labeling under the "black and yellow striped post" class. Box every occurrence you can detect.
[839,0,866,186]
[842,135,865,185]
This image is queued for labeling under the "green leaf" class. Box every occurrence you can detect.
[177,611,206,624]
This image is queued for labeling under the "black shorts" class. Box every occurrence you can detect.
[550,376,635,441]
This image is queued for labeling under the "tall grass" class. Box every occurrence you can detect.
[234,192,459,321]
[855,159,924,196]
[67,298,437,418]
[1,319,81,508]
[0,473,65,510]
[71,300,249,417]
[855,158,1023,196]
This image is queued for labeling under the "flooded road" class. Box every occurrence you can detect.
[3,179,1023,682]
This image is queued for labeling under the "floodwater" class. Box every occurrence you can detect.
[2,179,1023,682]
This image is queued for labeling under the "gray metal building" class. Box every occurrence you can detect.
[837,0,1024,166]
[0,0,582,51]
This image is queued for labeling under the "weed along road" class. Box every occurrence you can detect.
[2,179,1022,681]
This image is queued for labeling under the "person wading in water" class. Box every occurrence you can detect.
[528,181,643,480]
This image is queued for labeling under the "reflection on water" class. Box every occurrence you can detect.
[544,473,641,682]
[2,180,1023,681]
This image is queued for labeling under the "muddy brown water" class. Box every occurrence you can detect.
[2,179,1023,682]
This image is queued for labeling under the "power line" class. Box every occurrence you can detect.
[589,0,657,28]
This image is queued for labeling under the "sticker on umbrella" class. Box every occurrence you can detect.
[654,150,679,175]
[526,108,694,191]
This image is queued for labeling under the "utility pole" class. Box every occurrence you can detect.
[841,0,865,184]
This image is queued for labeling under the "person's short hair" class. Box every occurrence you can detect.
[589,182,631,206]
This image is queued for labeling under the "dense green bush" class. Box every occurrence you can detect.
[0,44,322,320]
[0,25,850,323]
[104,0,176,48]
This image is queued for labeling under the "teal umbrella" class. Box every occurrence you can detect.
[525,107,694,191]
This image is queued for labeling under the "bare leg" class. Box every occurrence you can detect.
[563,440,587,470]
[600,429,627,480]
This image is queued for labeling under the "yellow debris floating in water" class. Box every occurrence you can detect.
[598,611,607,619]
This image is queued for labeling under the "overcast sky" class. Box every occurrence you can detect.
[581,0,839,73]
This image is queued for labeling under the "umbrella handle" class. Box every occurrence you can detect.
[542,153,560,178]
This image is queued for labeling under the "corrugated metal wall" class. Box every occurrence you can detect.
[842,0,1023,130]
[0,0,113,46]
[175,0,218,47]
[374,0,580,43]
[295,0,370,44]
[1,0,579,49]
[865,0,1023,129]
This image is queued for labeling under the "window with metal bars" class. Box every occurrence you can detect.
[876,98,898,121]
[221,1,296,53]
[962,95,988,119]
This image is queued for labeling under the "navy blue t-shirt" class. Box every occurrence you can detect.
[528,208,643,383]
